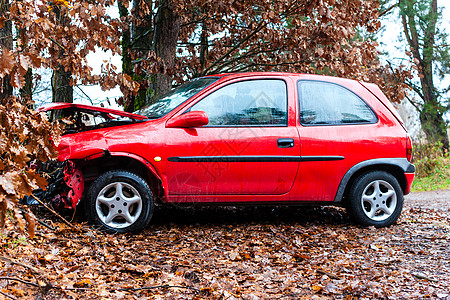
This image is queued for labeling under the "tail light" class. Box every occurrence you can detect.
[406,136,413,162]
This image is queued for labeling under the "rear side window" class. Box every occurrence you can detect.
[298,81,377,125]
[190,79,287,126]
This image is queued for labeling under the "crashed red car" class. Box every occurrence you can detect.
[38,72,415,233]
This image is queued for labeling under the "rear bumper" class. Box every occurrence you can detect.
[404,172,415,195]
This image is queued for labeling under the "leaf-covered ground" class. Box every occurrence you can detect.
[1,190,449,299]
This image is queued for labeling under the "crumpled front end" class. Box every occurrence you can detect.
[27,160,84,210]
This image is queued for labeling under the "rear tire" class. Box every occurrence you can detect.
[347,171,403,227]
[85,171,153,233]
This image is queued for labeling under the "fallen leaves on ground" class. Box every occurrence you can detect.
[0,198,449,299]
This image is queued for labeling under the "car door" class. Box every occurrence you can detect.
[164,78,300,196]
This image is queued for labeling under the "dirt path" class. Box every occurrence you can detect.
[405,189,450,211]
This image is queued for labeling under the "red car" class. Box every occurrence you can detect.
[39,72,415,233]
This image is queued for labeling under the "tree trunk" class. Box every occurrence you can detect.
[131,0,153,51]
[20,68,32,102]
[18,26,32,102]
[131,0,152,111]
[400,0,449,149]
[0,0,13,104]
[52,67,73,103]
[420,105,449,147]
[120,0,154,112]
[118,0,134,112]
[199,21,208,72]
[150,0,180,103]
[52,6,73,103]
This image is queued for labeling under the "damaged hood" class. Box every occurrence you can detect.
[37,103,148,121]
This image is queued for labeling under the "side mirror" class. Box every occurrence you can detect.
[166,111,209,128]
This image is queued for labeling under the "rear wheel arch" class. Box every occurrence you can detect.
[346,170,404,227]
[336,159,412,205]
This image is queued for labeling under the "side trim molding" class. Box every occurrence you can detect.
[334,158,416,203]
[168,155,345,163]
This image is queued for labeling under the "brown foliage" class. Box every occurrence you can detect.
[0,0,411,106]
[0,98,61,237]
[120,0,411,104]
[175,0,381,78]
[0,1,123,233]
[0,198,448,299]
[0,0,122,92]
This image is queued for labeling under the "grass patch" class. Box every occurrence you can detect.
[411,143,450,192]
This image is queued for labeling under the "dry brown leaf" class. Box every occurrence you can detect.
[24,209,36,239]
[0,172,18,195]
[0,47,15,78]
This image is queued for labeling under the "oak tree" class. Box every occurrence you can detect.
[400,0,449,149]
[0,0,13,102]
[381,0,449,149]
[0,0,122,234]
[120,0,410,110]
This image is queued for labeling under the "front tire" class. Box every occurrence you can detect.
[347,171,403,227]
[85,171,154,233]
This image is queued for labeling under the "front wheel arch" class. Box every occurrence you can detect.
[77,155,165,201]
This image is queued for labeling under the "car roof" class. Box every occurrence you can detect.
[203,72,304,79]
[201,72,360,84]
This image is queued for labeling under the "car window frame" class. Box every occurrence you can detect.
[187,78,290,128]
[297,79,379,127]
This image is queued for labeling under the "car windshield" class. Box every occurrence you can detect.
[135,77,218,119]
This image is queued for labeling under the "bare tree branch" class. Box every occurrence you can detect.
[49,37,66,52]
[130,28,154,47]
[200,21,267,76]
[405,94,422,112]
[31,194,76,230]
[75,85,94,105]
[379,3,398,17]
[0,290,17,300]
[0,256,42,275]
[0,277,40,288]
[180,16,209,28]
[231,61,306,73]
[120,284,200,291]
[209,45,282,74]
[405,79,425,100]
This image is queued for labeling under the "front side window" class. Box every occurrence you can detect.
[190,79,287,126]
[298,81,377,125]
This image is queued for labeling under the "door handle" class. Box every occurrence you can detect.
[277,138,295,148]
